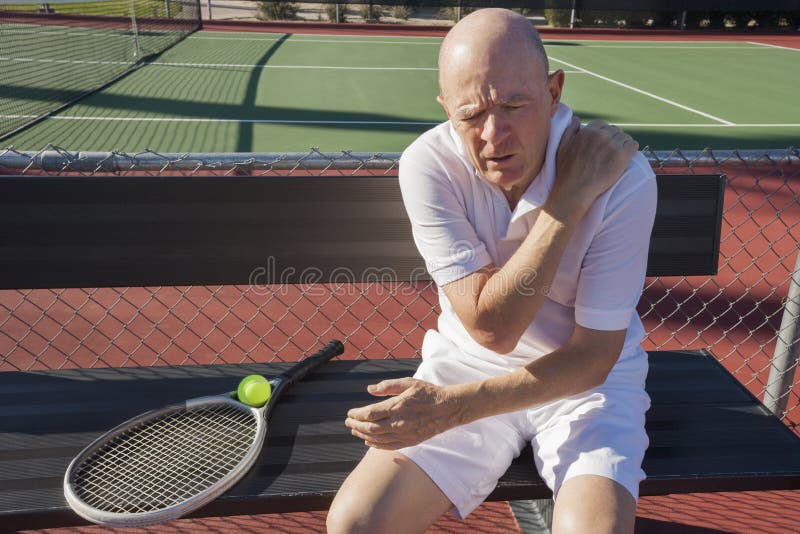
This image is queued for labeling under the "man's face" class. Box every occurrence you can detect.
[438,50,563,204]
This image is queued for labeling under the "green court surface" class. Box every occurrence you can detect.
[4,31,799,152]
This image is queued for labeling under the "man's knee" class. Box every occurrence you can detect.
[327,448,452,533]
[326,493,393,534]
[552,475,636,534]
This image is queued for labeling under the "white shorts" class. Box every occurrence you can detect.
[398,330,650,519]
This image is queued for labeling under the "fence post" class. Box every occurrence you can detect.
[569,0,577,29]
[765,248,800,418]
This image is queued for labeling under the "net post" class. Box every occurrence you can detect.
[129,0,141,59]
[765,248,800,419]
[569,0,577,28]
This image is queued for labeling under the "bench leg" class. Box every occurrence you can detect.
[510,499,554,534]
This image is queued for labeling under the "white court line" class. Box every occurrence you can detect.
[191,35,441,45]
[549,56,735,126]
[150,61,585,73]
[3,115,797,127]
[196,32,748,45]
[191,34,764,50]
[0,56,577,74]
[747,41,800,52]
[544,39,753,44]
[614,123,800,127]
[149,61,437,71]
[0,56,437,71]
[548,45,766,49]
[0,115,440,125]
[0,56,131,66]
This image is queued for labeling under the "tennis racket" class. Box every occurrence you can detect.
[63,339,344,527]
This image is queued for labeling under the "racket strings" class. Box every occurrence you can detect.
[71,404,258,514]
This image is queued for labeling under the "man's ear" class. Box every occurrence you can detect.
[436,95,451,118]
[547,70,565,116]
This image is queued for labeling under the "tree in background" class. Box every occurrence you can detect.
[258,0,299,20]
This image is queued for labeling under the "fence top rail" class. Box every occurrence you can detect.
[1,146,798,173]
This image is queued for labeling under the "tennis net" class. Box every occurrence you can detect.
[0,0,200,140]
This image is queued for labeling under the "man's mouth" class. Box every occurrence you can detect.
[485,154,513,165]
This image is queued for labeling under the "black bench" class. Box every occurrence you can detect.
[1,172,799,530]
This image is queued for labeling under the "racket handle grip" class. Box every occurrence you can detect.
[276,339,344,391]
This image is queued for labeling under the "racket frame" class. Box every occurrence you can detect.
[63,339,343,527]
[63,392,268,527]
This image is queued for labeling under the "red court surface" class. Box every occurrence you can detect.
[17,493,800,533]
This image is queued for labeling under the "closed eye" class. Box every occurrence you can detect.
[461,111,483,122]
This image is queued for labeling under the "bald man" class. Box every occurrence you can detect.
[328,8,656,534]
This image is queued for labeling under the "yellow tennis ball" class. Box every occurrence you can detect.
[243,380,271,407]
[237,375,267,404]
[237,375,271,407]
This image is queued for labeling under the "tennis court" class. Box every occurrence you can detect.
[3,6,800,533]
[3,25,799,151]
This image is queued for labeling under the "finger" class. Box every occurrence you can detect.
[610,128,629,142]
[557,115,580,156]
[349,426,397,444]
[367,377,416,397]
[585,119,610,130]
[619,132,639,149]
[623,138,640,156]
[562,116,580,143]
[566,114,580,135]
[346,399,395,422]
[345,417,391,435]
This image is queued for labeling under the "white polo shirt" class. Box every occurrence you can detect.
[398,103,657,370]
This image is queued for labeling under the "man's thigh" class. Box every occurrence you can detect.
[530,355,650,503]
[327,448,453,533]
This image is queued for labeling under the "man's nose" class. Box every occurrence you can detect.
[480,111,510,144]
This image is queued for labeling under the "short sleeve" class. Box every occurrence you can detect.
[574,155,657,331]
[398,141,492,287]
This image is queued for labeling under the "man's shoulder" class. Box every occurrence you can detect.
[402,121,455,161]
[399,121,473,185]
[605,151,657,209]
[624,152,656,190]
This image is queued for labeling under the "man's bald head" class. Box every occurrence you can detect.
[438,8,549,99]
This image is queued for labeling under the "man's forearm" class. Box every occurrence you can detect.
[448,328,624,425]
[463,208,579,353]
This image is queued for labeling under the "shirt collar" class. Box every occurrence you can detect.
[510,103,574,224]
[446,103,574,220]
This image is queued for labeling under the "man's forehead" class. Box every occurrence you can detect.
[443,70,539,104]
[452,93,531,111]
[440,46,545,96]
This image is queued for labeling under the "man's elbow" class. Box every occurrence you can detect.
[584,362,615,390]
[466,325,519,355]
[571,332,626,391]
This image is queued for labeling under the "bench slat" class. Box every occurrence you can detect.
[1,350,798,530]
[0,174,724,288]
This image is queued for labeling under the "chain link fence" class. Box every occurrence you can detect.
[1,146,799,431]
